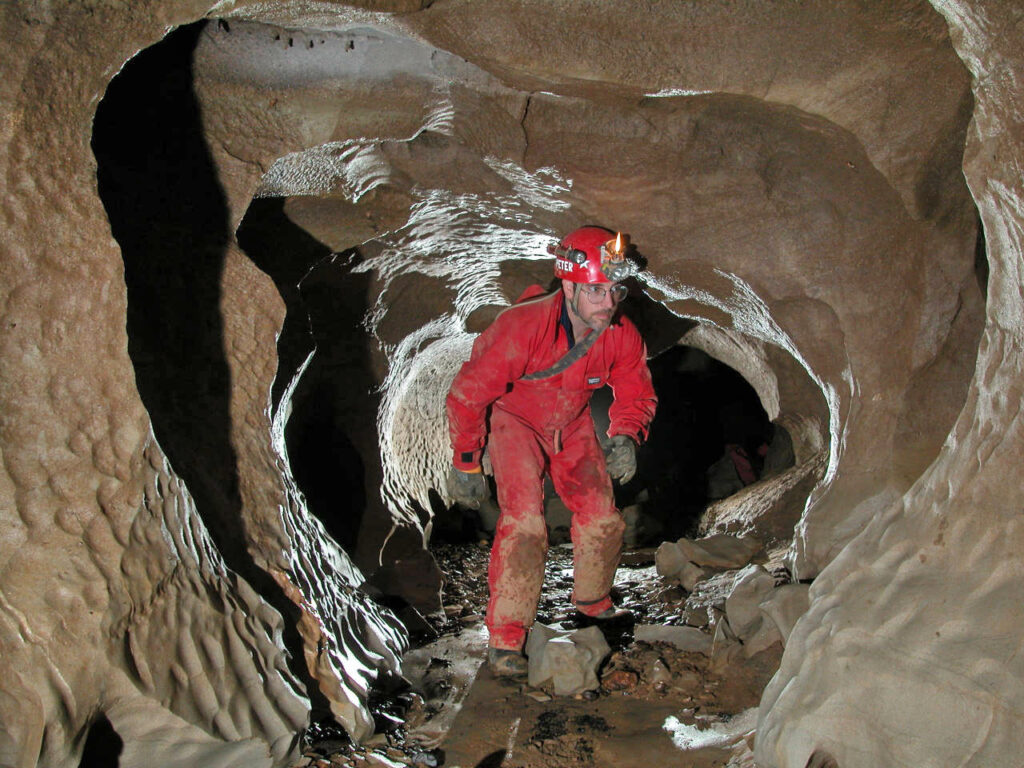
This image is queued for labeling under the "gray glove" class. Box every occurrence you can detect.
[604,434,638,484]
[447,466,489,509]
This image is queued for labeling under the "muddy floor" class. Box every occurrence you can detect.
[295,542,787,768]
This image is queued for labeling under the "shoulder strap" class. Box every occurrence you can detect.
[521,327,605,381]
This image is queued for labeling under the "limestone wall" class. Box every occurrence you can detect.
[0,4,405,766]
[757,1,1024,765]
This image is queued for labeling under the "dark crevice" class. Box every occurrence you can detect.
[91,19,326,713]
[521,93,533,132]
[77,715,123,768]
[974,211,989,298]
[520,93,533,163]
[805,749,840,768]
[613,344,781,540]
[235,198,327,414]
[237,199,377,562]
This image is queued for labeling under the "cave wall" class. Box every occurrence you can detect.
[0,1,1014,767]
[0,3,406,766]
[188,3,983,582]
[757,1,1024,765]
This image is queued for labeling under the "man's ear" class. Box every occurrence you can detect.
[561,279,575,299]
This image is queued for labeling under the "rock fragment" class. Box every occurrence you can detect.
[525,623,610,696]
[655,539,688,578]
[678,534,762,569]
[655,534,762,588]
[634,624,713,654]
[758,582,810,646]
[649,657,672,688]
[601,668,640,692]
[724,564,776,639]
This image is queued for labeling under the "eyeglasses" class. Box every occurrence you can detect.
[579,283,628,304]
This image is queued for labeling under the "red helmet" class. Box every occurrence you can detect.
[548,226,633,284]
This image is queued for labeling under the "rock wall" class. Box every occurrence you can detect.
[325,0,982,580]
[0,4,405,767]
[757,1,1024,765]
[191,4,982,582]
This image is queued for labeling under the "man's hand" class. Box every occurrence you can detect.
[604,434,637,483]
[447,466,489,509]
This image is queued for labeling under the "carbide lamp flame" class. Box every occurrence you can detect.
[604,232,628,260]
[599,232,632,281]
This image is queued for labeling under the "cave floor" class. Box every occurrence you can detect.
[298,543,782,768]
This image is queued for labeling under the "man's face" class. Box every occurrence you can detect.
[563,280,627,331]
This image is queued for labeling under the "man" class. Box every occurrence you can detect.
[446,225,658,677]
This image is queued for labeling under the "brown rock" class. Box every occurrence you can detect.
[601,668,641,693]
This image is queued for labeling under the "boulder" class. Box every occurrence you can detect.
[724,565,777,640]
[742,619,784,658]
[677,534,763,570]
[634,624,714,655]
[655,539,688,579]
[758,583,811,646]
[656,535,755,587]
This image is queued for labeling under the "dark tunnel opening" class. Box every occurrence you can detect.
[77,714,123,768]
[433,324,792,549]
[627,345,790,541]
[236,199,376,562]
[553,344,790,548]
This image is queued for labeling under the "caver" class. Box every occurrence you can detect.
[446,226,658,677]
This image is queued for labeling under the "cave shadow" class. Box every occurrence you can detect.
[91,20,326,713]
[585,343,777,544]
[77,714,123,768]
[641,345,777,538]
[609,292,781,540]
[237,198,375,557]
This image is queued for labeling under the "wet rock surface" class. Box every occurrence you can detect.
[299,540,787,766]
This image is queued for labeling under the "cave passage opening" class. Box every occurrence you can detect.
[91,21,240,548]
[237,198,379,564]
[77,714,124,768]
[623,344,790,542]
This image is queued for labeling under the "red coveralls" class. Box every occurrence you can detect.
[446,287,657,651]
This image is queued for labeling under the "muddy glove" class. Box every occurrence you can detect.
[447,466,489,509]
[604,434,638,484]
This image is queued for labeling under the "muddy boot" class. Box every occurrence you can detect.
[487,647,528,679]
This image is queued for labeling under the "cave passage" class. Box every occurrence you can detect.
[91,21,242,561]
[237,199,376,559]
[434,336,789,548]
[91,20,381,573]
[600,344,786,543]
[77,714,123,768]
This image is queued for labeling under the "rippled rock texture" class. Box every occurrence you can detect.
[0,0,1018,766]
